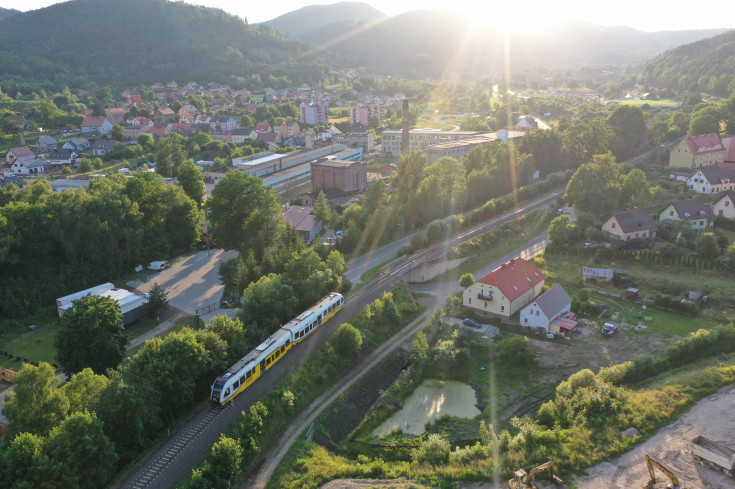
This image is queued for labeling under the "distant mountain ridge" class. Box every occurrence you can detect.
[263,2,385,38]
[0,6,19,21]
[267,6,729,76]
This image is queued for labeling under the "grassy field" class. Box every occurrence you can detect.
[414,117,456,131]
[433,210,554,282]
[619,99,679,108]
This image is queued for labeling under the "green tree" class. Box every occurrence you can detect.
[206,172,285,259]
[177,160,206,205]
[78,157,93,173]
[3,362,69,440]
[188,435,243,489]
[607,105,646,160]
[238,274,299,337]
[331,322,363,360]
[564,152,624,217]
[54,295,127,376]
[207,315,246,361]
[62,368,109,414]
[143,282,169,319]
[137,133,154,149]
[688,113,719,136]
[110,124,125,141]
[155,135,188,177]
[548,214,573,244]
[0,432,46,489]
[42,411,118,489]
[621,168,650,206]
[696,232,720,260]
[459,273,475,288]
[219,257,241,297]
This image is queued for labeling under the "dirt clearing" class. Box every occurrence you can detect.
[574,384,735,489]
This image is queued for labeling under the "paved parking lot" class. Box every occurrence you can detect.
[127,248,238,316]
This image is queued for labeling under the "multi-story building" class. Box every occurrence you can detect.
[300,101,329,125]
[349,103,384,127]
[669,134,726,170]
[332,130,374,153]
[310,159,367,193]
[426,135,498,164]
[380,130,488,158]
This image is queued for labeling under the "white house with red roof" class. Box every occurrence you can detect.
[81,116,113,136]
[463,257,546,320]
[669,134,725,170]
[255,122,272,133]
[281,206,322,244]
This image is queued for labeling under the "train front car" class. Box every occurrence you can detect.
[210,373,230,405]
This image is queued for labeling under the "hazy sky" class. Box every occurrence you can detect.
[2,0,734,32]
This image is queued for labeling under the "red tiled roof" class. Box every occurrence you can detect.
[8,146,35,158]
[82,116,109,128]
[685,134,724,155]
[157,108,175,115]
[282,206,319,232]
[475,257,545,302]
[8,115,25,125]
[257,133,277,142]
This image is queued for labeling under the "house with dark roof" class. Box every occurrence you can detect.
[462,257,546,320]
[92,140,117,156]
[713,190,735,220]
[601,208,658,241]
[659,199,715,231]
[281,206,323,244]
[63,137,91,152]
[46,148,78,165]
[519,284,572,332]
[0,174,26,189]
[669,134,725,170]
[231,127,257,145]
[36,135,58,153]
[686,167,735,194]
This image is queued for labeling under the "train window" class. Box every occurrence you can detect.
[224,388,230,397]
[266,357,271,365]
[246,370,251,379]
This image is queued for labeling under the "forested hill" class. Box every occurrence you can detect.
[0,6,19,21]
[643,29,735,97]
[263,2,385,39]
[0,0,329,92]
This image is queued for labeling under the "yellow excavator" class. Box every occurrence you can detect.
[643,453,688,489]
[509,461,563,489]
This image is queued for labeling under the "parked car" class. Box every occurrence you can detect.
[463,318,483,329]
[584,242,601,249]
[147,260,169,271]
[601,322,618,335]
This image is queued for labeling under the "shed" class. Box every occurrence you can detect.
[626,287,639,299]
[688,287,704,302]
[582,267,613,282]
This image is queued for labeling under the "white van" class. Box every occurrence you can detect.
[148,260,169,271]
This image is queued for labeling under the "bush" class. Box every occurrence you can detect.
[411,434,450,465]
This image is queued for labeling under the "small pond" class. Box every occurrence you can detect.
[372,379,480,437]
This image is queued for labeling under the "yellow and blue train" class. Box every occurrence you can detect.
[209,292,344,406]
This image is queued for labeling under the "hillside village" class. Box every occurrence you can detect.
[2,2,735,489]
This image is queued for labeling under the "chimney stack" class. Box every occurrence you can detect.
[401,98,409,156]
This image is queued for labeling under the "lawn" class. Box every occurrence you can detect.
[619,99,679,108]
[0,306,60,370]
[433,209,554,282]
[414,117,456,131]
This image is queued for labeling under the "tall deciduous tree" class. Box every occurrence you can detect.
[3,362,69,440]
[564,152,625,217]
[177,160,206,205]
[42,411,118,489]
[155,135,188,177]
[607,105,646,161]
[54,294,128,376]
[188,435,243,489]
[206,171,285,259]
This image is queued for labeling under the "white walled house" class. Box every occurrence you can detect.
[519,284,572,332]
[463,257,545,320]
[713,190,735,220]
[686,167,735,195]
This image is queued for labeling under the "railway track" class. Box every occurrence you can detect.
[127,406,225,488]
[121,189,562,488]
